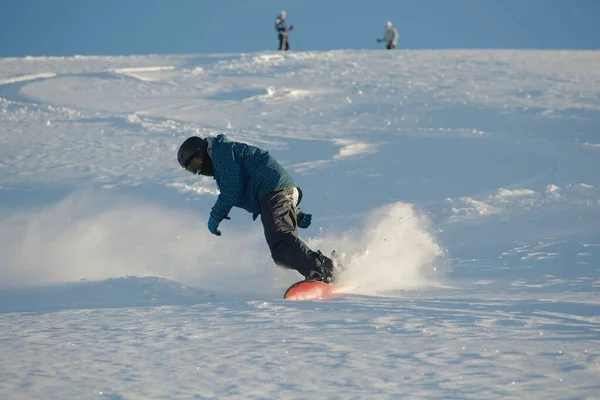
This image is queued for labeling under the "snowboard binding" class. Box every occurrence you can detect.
[305,250,346,284]
[304,251,335,284]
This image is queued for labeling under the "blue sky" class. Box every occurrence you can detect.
[1,0,599,56]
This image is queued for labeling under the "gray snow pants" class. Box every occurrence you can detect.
[278,34,290,51]
[260,188,317,278]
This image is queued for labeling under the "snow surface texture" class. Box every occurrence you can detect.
[0,50,599,399]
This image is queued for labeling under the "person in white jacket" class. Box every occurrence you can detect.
[377,21,399,49]
[275,10,294,51]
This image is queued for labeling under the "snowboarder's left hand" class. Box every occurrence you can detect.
[297,211,312,229]
[289,25,294,31]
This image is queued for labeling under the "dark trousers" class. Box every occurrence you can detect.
[260,188,318,277]
[387,42,396,50]
[278,34,290,51]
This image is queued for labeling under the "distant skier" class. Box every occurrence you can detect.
[177,134,336,283]
[377,21,399,50]
[275,10,294,51]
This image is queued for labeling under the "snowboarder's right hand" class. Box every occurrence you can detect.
[208,214,230,236]
[377,39,383,43]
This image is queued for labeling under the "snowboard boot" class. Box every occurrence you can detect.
[305,251,335,284]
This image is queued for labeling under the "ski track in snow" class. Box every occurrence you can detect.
[1,50,600,399]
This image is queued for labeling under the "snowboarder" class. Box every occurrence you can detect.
[377,21,398,50]
[275,10,293,51]
[177,135,335,283]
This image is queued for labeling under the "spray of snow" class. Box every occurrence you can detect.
[0,191,443,297]
[310,202,443,294]
[0,190,275,295]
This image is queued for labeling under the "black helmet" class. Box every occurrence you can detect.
[177,136,207,170]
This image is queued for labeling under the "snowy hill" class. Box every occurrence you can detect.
[1,50,599,398]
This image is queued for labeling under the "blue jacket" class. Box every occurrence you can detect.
[209,134,297,221]
[275,17,289,36]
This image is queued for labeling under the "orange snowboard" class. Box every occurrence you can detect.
[283,280,343,301]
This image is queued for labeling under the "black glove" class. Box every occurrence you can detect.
[297,211,312,229]
[289,25,294,31]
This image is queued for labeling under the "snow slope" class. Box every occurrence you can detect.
[0,50,599,399]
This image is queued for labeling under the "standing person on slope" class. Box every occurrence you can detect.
[275,10,294,51]
[177,134,336,283]
[377,21,399,50]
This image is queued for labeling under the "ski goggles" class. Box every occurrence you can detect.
[184,150,205,174]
